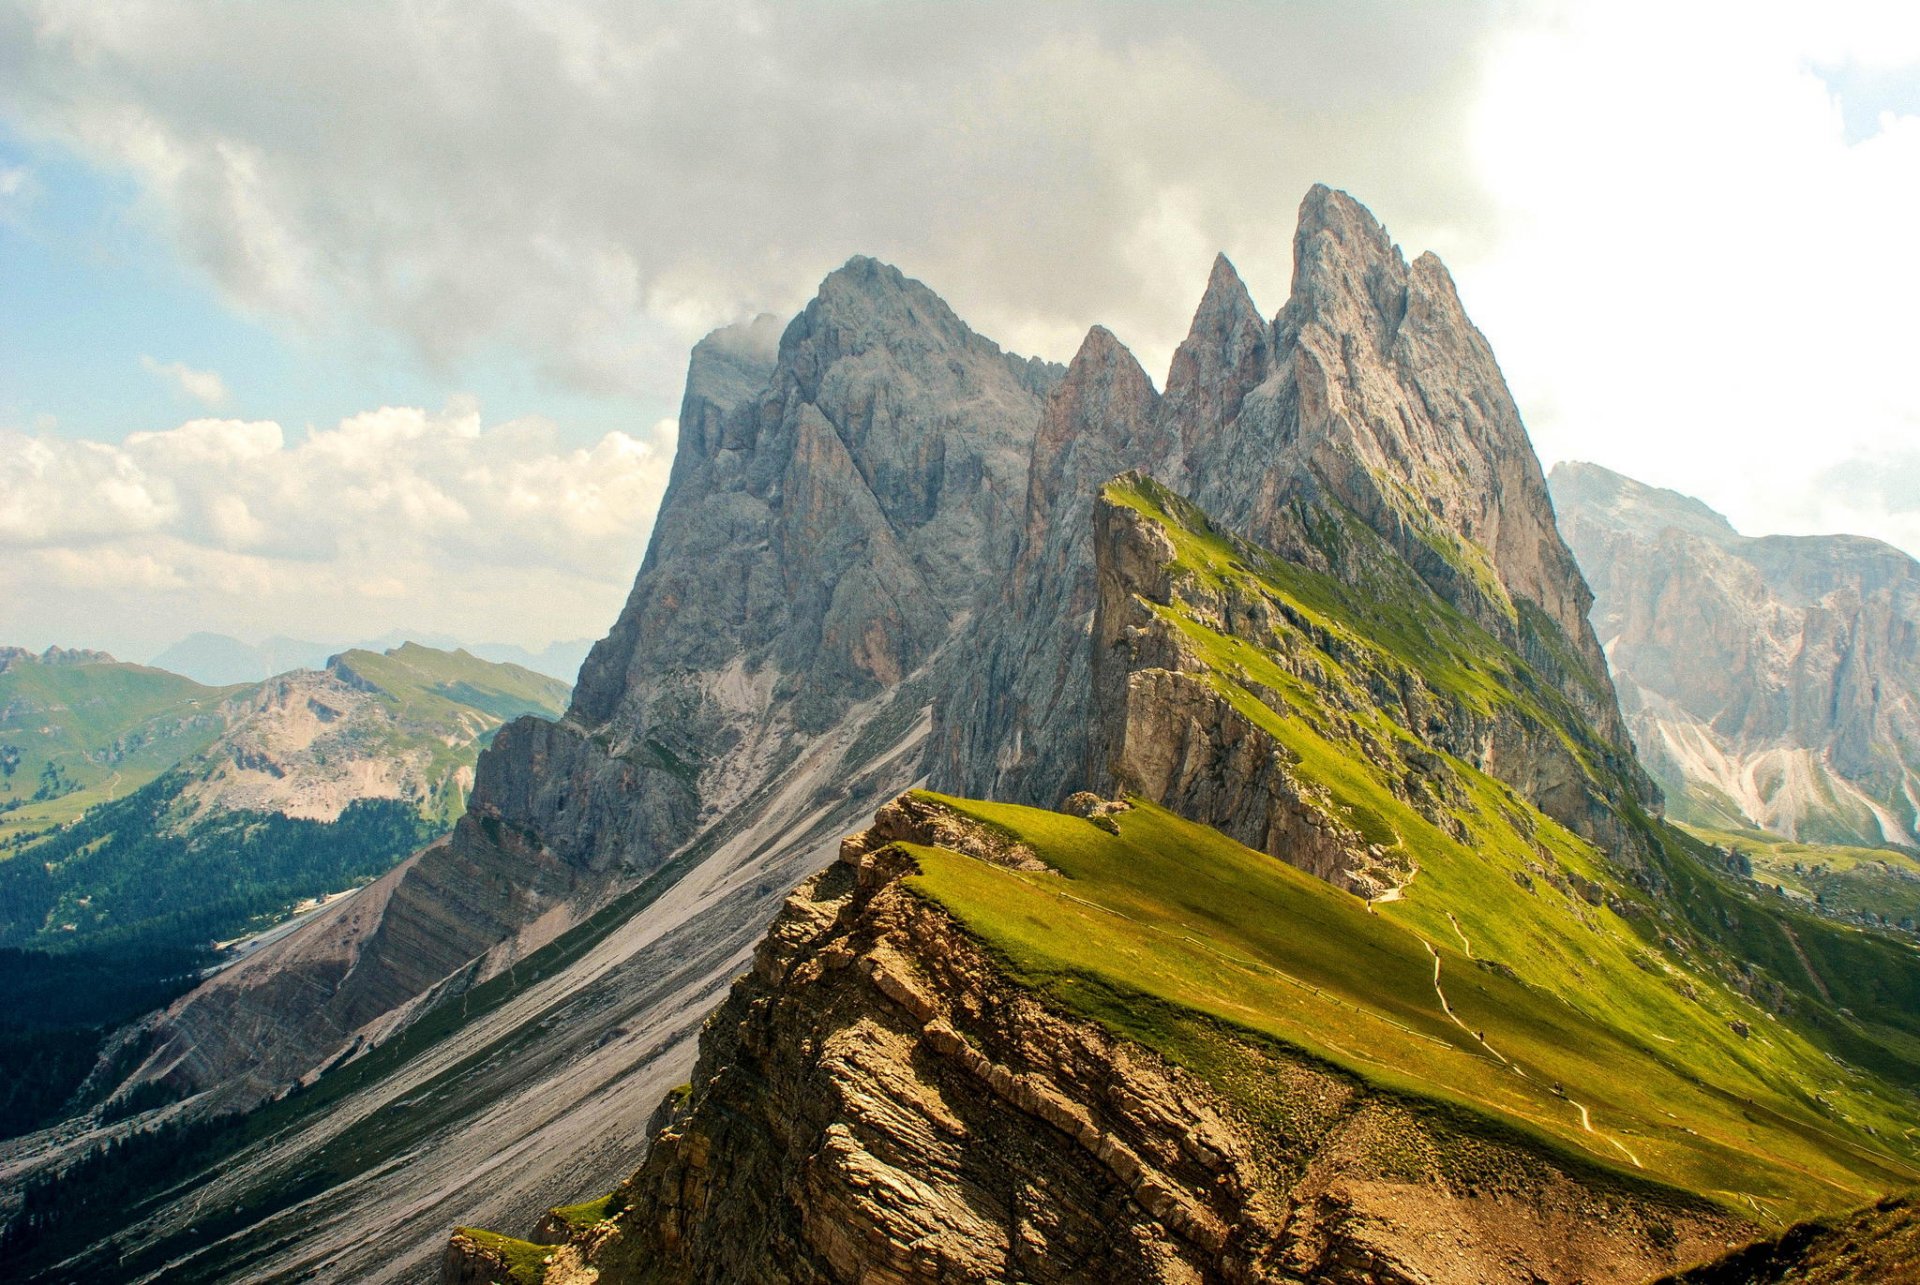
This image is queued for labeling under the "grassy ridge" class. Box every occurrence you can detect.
[1681,822,1920,931]
[0,660,240,849]
[905,796,1920,1221]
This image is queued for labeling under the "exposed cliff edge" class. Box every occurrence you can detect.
[1552,461,1920,850]
[476,796,1743,1285]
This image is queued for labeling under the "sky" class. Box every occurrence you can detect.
[1,0,1917,662]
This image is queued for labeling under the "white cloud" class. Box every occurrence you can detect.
[0,406,677,656]
[0,0,1915,608]
[0,0,1508,391]
[140,354,230,406]
[1448,1,1920,554]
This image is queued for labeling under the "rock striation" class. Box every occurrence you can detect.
[1552,462,1920,848]
[491,796,1740,1285]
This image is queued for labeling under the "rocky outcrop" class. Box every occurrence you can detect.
[1552,462,1920,847]
[933,187,1654,853]
[1085,477,1654,896]
[527,797,1739,1284]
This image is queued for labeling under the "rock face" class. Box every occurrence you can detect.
[933,187,1652,855]
[1552,462,1920,847]
[1085,475,1650,897]
[507,797,1738,1285]
[124,264,1057,1116]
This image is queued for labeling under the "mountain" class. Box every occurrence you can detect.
[0,649,240,851]
[932,191,1652,869]
[148,633,339,686]
[16,191,1920,1282]
[0,264,1068,1281]
[0,646,567,1145]
[524,476,1920,1282]
[1550,461,1920,850]
[182,643,570,829]
[151,632,593,685]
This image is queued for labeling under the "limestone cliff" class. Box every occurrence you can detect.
[126,263,1057,1116]
[478,797,1740,1285]
[933,187,1653,855]
[1552,461,1920,848]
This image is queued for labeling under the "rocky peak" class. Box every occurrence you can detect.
[1277,183,1409,351]
[0,644,118,673]
[934,186,1649,825]
[1026,326,1165,527]
[1162,253,1269,450]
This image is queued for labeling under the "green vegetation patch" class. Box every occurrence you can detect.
[903,794,1920,1222]
[1681,822,1920,930]
[547,1191,620,1232]
[453,1227,550,1284]
[0,659,239,850]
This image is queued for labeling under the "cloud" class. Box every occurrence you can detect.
[0,406,678,655]
[140,354,229,406]
[1,0,1917,590]
[0,0,1509,391]
[1449,1,1920,558]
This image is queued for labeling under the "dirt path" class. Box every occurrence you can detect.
[1424,941,1510,1067]
[1423,941,1644,1169]
[1445,911,1473,958]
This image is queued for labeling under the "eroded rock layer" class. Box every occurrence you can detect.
[505,799,1739,1285]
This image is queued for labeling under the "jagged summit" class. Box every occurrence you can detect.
[933,185,1652,854]
[1163,252,1268,441]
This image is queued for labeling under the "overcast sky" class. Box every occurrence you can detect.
[2,0,1917,662]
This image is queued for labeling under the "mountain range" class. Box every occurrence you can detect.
[0,644,568,1143]
[150,633,594,687]
[7,189,1920,1284]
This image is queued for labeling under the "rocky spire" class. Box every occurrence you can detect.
[935,184,1655,837]
[929,324,1170,806]
[1162,253,1269,459]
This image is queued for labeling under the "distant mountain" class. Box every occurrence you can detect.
[149,631,592,685]
[147,632,336,686]
[1551,461,1920,850]
[0,642,571,953]
[0,644,569,1140]
[0,652,239,852]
